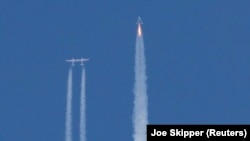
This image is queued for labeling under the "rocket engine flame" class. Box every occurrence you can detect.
[138,24,142,37]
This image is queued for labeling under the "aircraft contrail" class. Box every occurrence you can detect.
[65,67,73,141]
[80,66,86,141]
[133,17,148,141]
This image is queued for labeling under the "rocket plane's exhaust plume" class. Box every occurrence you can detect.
[65,67,73,141]
[80,66,86,141]
[133,17,148,141]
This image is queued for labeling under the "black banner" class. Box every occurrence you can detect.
[147,124,250,141]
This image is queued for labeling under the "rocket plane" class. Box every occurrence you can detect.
[136,16,143,25]
[136,16,143,36]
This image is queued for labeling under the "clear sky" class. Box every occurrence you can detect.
[1,1,250,141]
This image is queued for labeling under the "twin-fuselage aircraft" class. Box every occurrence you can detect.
[66,58,89,66]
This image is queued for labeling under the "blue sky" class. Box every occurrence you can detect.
[1,0,250,141]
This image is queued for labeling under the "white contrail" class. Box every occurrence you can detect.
[80,66,86,141]
[133,22,148,141]
[65,67,73,141]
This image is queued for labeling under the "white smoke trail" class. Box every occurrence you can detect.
[65,67,73,141]
[80,66,86,141]
[133,23,148,141]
